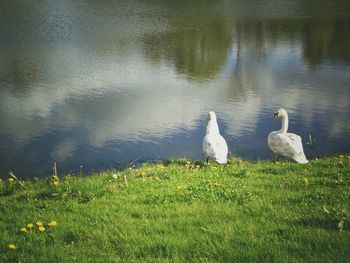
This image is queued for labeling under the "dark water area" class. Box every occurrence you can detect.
[1,0,350,178]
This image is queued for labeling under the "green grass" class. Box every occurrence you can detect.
[1,156,350,262]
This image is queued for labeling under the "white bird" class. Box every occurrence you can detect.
[268,108,308,164]
[203,111,228,164]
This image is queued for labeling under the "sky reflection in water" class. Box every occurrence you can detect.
[0,0,350,177]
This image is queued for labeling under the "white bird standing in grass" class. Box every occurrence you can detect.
[203,111,228,164]
[268,108,308,164]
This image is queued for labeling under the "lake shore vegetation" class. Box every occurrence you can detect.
[1,156,350,262]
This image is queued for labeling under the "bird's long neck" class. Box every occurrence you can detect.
[206,119,220,135]
[279,114,289,133]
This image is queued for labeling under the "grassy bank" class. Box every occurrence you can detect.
[1,156,350,262]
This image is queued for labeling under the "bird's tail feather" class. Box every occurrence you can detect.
[294,153,309,164]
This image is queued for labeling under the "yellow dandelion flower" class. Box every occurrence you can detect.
[303,178,309,185]
[140,172,146,177]
[36,221,43,227]
[8,244,16,249]
[27,223,34,229]
[53,181,59,185]
[38,226,46,232]
[52,175,59,180]
[339,155,344,158]
[8,178,14,182]
[48,220,58,227]
[20,227,27,233]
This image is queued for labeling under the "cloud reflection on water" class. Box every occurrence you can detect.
[0,0,350,176]
[1,43,349,160]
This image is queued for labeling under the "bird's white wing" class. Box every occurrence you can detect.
[268,132,302,158]
[203,134,228,163]
[203,135,216,159]
[285,133,305,155]
[268,132,308,163]
[214,135,228,159]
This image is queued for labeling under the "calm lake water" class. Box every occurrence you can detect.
[1,0,350,178]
